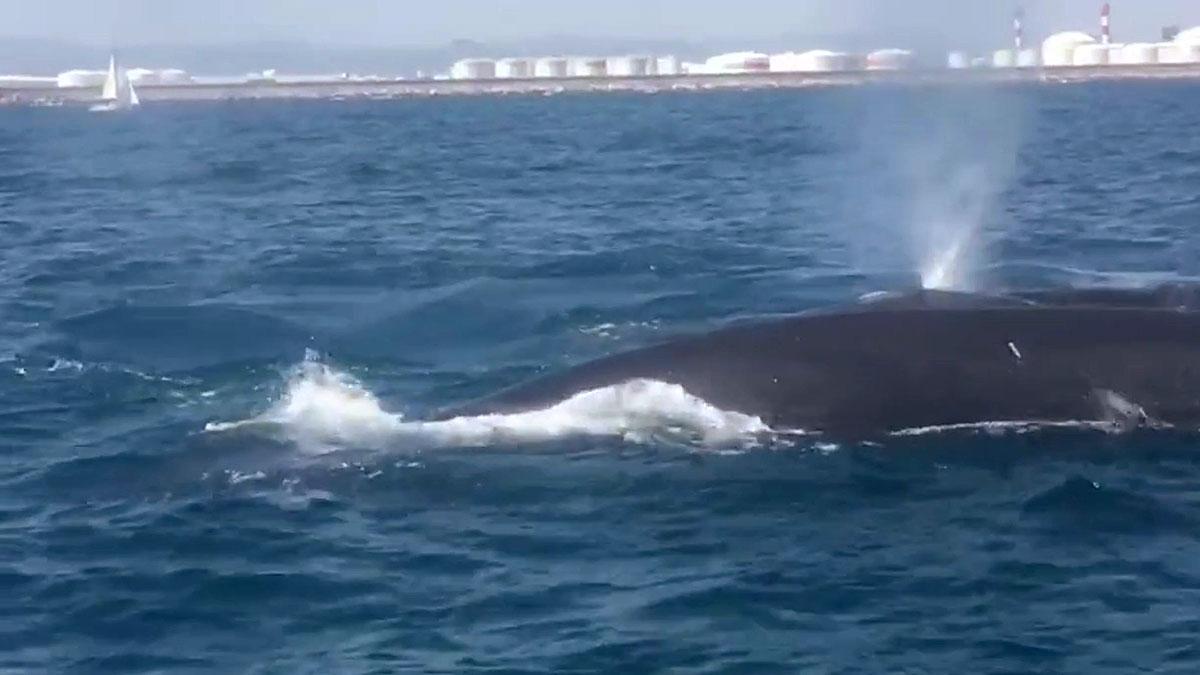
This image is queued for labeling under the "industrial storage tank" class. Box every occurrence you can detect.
[768,51,844,71]
[159,68,193,84]
[126,68,161,85]
[656,55,681,75]
[451,59,496,80]
[1114,43,1158,65]
[1165,27,1200,63]
[1072,43,1110,66]
[496,58,534,79]
[607,55,653,77]
[866,49,915,70]
[1017,49,1040,67]
[841,53,868,70]
[1042,31,1097,67]
[1157,43,1182,63]
[56,70,107,88]
[0,75,57,88]
[992,49,1017,68]
[797,50,853,71]
[1160,43,1200,63]
[946,51,969,69]
[769,52,801,72]
[533,57,570,78]
[703,51,770,73]
[1176,26,1200,45]
[571,57,607,77]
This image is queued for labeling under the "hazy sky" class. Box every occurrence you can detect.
[1,1,1197,47]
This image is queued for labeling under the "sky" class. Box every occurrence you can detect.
[0,0,1196,47]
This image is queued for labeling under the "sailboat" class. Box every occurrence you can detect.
[90,54,140,112]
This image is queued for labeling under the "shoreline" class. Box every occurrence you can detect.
[4,63,1200,106]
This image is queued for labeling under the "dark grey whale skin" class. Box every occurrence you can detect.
[438,287,1200,436]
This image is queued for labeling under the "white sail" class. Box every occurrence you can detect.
[101,55,119,101]
[94,53,139,110]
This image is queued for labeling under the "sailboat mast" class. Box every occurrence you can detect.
[101,54,119,101]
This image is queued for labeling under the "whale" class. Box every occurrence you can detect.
[439,285,1200,437]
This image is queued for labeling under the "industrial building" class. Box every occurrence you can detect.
[0,75,57,88]
[771,50,858,73]
[6,2,1200,107]
[495,58,534,79]
[450,59,496,80]
[126,68,193,85]
[945,4,1200,71]
[437,4,1199,83]
[534,57,570,78]
[56,69,108,88]
[656,56,682,76]
[866,49,915,70]
[607,56,655,77]
[571,58,607,77]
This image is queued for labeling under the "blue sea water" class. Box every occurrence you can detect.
[3,82,1200,673]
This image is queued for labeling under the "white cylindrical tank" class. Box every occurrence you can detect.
[533,57,569,78]
[992,49,1017,68]
[1167,27,1200,63]
[1175,26,1200,45]
[703,51,770,73]
[159,68,192,84]
[769,52,803,72]
[495,58,533,79]
[1072,43,1110,66]
[56,69,107,88]
[1017,49,1040,67]
[1169,44,1200,63]
[1042,31,1097,67]
[867,49,915,70]
[0,75,57,88]
[841,53,868,70]
[774,50,852,71]
[655,55,681,75]
[1115,43,1158,65]
[797,49,852,71]
[450,59,496,80]
[607,55,652,77]
[571,57,607,77]
[1156,43,1182,63]
[126,68,161,85]
[947,51,969,69]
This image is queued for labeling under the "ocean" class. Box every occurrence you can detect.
[3,82,1200,673]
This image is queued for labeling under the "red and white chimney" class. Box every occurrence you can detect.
[1100,3,1112,44]
[1014,7,1025,50]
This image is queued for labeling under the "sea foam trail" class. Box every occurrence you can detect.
[205,357,772,452]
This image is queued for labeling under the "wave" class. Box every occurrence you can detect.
[890,420,1122,437]
[205,352,774,453]
[53,304,311,371]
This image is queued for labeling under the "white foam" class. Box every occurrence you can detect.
[47,358,85,372]
[890,419,1119,436]
[205,355,773,452]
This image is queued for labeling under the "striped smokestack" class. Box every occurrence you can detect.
[1014,7,1025,50]
[1101,3,1112,44]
